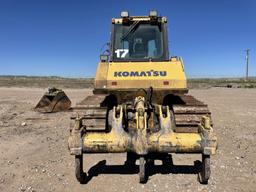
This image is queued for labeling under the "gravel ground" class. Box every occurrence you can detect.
[0,87,255,192]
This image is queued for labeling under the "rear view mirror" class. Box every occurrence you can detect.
[100,54,109,62]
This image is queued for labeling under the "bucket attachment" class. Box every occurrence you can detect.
[35,87,71,113]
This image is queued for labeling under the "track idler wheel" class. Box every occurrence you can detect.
[139,156,147,183]
[198,154,211,184]
[75,155,86,183]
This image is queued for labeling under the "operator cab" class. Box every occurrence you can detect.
[110,11,169,62]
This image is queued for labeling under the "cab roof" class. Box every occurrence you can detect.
[112,11,167,24]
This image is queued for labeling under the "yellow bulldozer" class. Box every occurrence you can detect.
[68,11,217,184]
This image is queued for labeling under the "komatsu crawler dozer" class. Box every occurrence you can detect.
[68,11,217,184]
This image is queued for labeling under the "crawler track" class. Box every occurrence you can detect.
[172,95,212,133]
[71,95,108,131]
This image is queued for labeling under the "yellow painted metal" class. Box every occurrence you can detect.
[83,131,129,153]
[83,106,129,153]
[201,116,211,129]
[94,61,108,88]
[149,133,202,152]
[94,60,187,90]
[158,105,171,131]
[133,96,148,155]
[81,116,217,154]
[82,131,203,153]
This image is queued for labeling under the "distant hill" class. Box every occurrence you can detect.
[0,75,255,89]
[0,75,94,89]
[188,77,256,89]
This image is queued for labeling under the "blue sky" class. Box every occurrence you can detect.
[0,0,255,78]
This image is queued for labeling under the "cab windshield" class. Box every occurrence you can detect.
[112,22,168,61]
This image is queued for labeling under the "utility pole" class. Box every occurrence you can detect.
[245,49,250,81]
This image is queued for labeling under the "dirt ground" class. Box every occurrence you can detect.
[0,87,255,192]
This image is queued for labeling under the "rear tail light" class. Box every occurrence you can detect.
[163,81,169,85]
[111,81,117,86]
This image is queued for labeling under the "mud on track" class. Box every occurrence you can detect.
[0,87,255,192]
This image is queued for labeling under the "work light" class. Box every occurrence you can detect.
[121,11,129,18]
[149,10,157,17]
